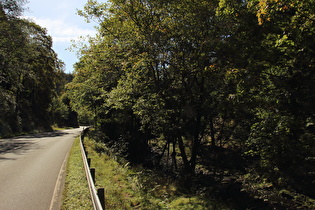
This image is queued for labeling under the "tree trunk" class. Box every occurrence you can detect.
[166,139,170,170]
[177,136,190,172]
[210,117,216,147]
[171,138,177,170]
[189,137,200,175]
[157,140,168,165]
[218,120,224,147]
[189,112,203,175]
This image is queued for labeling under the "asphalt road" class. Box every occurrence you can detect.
[0,128,83,210]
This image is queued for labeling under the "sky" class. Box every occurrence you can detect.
[23,0,99,73]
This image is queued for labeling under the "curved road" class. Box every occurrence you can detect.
[0,128,82,210]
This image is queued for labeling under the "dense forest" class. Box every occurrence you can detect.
[1,0,314,208]
[68,0,315,208]
[0,0,77,137]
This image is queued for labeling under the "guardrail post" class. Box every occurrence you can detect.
[90,168,95,183]
[80,127,104,210]
[97,188,105,209]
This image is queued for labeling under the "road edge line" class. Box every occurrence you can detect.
[49,140,74,210]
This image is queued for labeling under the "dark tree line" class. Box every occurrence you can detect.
[0,0,77,137]
[67,0,315,205]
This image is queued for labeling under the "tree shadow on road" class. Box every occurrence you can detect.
[0,130,70,155]
[0,139,34,155]
[16,130,70,139]
[0,156,16,160]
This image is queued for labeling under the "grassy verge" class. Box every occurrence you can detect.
[61,137,93,210]
[83,137,229,209]
[51,125,78,131]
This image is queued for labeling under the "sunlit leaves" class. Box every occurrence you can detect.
[0,1,61,135]
[68,0,315,183]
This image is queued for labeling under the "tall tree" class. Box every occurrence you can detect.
[0,0,62,136]
[69,0,238,171]
[225,0,315,188]
[68,0,314,191]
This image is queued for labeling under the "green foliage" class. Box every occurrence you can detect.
[68,0,236,172]
[0,1,63,136]
[49,72,79,128]
[241,0,315,186]
[67,0,315,206]
[1,0,25,17]
[83,136,230,209]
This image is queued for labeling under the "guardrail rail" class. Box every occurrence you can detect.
[80,128,105,210]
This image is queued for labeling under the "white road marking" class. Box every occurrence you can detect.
[49,142,73,210]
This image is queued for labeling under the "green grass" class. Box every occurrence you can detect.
[61,135,314,210]
[83,138,147,209]
[52,125,77,131]
[61,137,93,210]
[83,137,229,209]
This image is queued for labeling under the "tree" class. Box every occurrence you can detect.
[69,1,314,194]
[0,0,63,136]
[69,0,240,172]
[49,69,79,128]
[232,0,315,189]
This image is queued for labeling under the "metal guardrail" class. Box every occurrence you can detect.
[80,128,105,210]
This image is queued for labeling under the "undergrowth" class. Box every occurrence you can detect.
[83,137,230,209]
[61,135,314,209]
